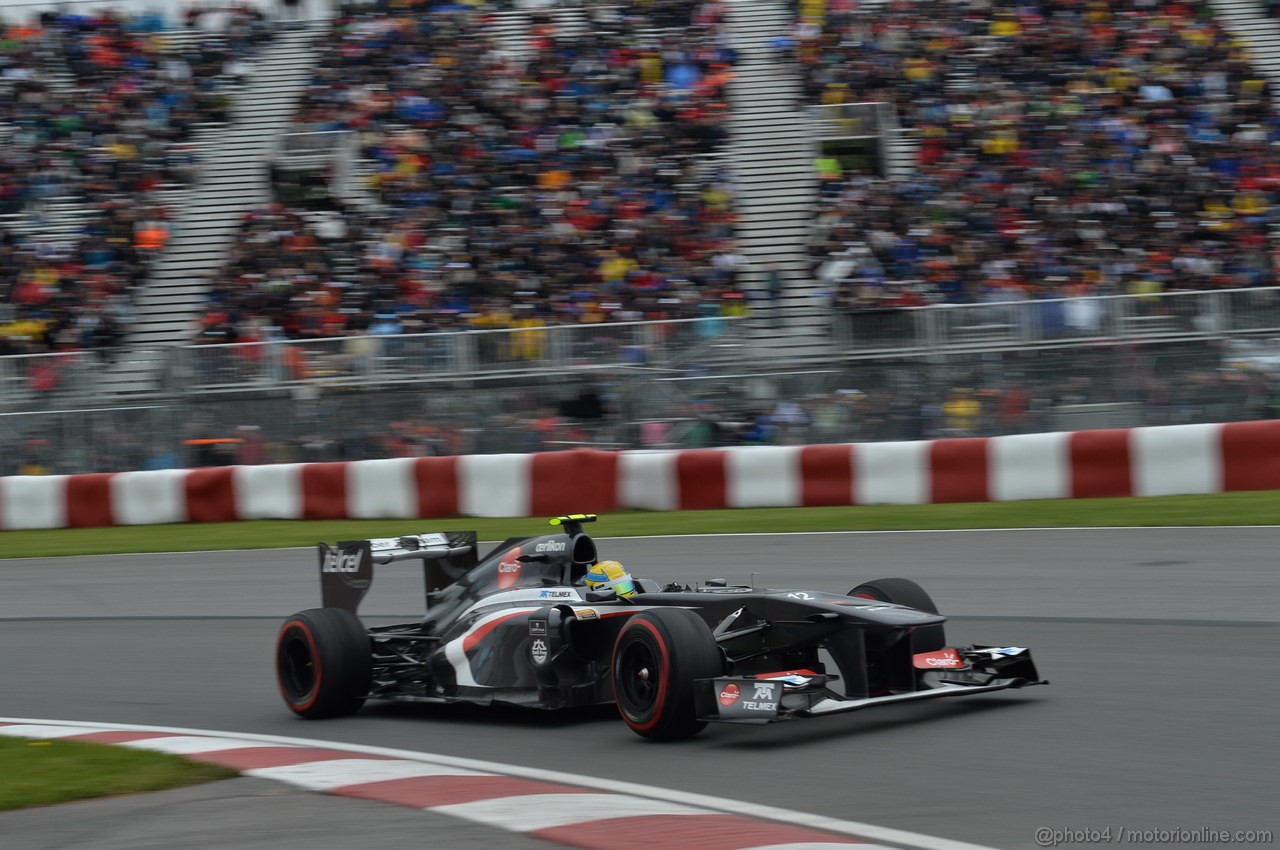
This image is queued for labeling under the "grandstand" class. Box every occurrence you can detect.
[3,0,1280,475]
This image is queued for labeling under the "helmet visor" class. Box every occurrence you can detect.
[607,575,637,598]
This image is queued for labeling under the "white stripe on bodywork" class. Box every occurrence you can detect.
[443,607,541,688]
[455,587,581,621]
[430,792,707,831]
[248,758,487,791]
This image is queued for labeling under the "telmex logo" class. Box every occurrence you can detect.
[322,552,361,573]
[535,540,567,553]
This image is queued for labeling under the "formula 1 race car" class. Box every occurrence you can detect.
[275,515,1046,740]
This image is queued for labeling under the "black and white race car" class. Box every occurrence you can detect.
[276,515,1046,740]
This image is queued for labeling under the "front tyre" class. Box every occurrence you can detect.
[276,608,372,719]
[849,577,946,652]
[612,608,723,741]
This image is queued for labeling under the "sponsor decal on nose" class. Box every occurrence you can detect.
[913,648,964,669]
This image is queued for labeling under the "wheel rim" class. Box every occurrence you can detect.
[617,640,659,714]
[279,629,316,702]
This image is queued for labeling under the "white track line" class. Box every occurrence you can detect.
[0,717,996,850]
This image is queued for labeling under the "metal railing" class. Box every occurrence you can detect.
[0,1,332,24]
[277,129,351,160]
[834,287,1280,355]
[808,102,898,139]
[0,350,104,411]
[167,316,746,392]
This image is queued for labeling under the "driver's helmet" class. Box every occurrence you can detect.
[584,560,636,598]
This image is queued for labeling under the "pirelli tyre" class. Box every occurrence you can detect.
[849,577,946,652]
[276,608,372,719]
[612,608,724,741]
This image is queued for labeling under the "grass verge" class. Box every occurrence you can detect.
[1,491,1277,559]
[0,736,237,811]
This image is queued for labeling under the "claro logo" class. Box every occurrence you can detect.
[913,648,964,669]
[322,551,361,573]
[497,547,523,589]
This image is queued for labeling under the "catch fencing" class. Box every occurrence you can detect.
[167,317,739,394]
[835,287,1280,354]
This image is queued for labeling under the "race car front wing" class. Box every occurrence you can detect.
[695,646,1048,725]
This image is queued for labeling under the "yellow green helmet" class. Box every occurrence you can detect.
[584,560,636,598]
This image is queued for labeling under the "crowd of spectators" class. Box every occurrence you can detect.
[799,0,1280,314]
[196,0,749,344]
[0,5,271,357]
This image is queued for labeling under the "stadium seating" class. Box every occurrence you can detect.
[196,0,749,342]
[0,5,270,356]
[799,0,1279,309]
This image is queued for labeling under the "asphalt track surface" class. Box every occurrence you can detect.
[1,528,1277,850]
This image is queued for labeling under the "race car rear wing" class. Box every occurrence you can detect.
[319,531,478,613]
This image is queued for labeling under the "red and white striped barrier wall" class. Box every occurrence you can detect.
[2,421,1278,530]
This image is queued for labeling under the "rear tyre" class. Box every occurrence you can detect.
[612,608,723,741]
[849,577,946,652]
[276,608,372,719]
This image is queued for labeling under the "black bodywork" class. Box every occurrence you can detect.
[312,516,1046,726]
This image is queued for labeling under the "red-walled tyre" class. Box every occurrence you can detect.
[276,608,372,719]
[849,577,946,652]
[611,608,723,741]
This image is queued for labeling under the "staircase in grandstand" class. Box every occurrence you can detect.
[488,3,589,61]
[105,22,324,392]
[721,0,832,359]
[1208,0,1280,248]
[0,28,212,242]
[1211,0,1280,110]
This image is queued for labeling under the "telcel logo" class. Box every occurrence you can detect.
[322,551,361,573]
